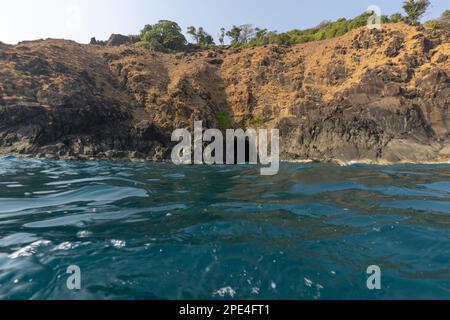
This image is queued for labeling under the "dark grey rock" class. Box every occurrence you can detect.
[385,37,404,57]
[106,34,140,46]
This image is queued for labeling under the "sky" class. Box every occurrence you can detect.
[0,0,448,44]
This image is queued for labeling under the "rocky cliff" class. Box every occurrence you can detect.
[0,24,449,163]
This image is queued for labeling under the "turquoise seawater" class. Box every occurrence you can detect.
[0,156,449,300]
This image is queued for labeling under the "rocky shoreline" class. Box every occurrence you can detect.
[0,24,449,163]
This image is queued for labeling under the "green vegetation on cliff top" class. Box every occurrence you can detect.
[135,2,447,52]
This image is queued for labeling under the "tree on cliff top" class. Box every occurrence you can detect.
[443,10,450,20]
[226,25,255,46]
[140,20,187,51]
[402,0,431,24]
[187,26,215,48]
[425,9,450,30]
[390,13,405,23]
[226,26,243,46]
[218,28,226,46]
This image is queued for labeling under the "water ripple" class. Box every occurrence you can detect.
[0,157,449,299]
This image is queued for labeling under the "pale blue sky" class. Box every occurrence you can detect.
[0,0,448,44]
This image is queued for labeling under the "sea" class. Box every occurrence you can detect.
[0,156,449,300]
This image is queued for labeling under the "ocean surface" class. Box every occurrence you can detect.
[0,155,449,300]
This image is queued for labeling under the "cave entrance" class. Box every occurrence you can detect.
[226,137,253,164]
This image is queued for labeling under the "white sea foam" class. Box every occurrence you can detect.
[110,239,126,248]
[304,278,314,288]
[77,230,93,238]
[54,242,79,251]
[213,287,236,298]
[9,240,52,259]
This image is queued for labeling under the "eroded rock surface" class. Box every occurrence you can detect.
[0,24,449,163]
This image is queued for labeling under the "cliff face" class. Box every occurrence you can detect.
[0,24,449,163]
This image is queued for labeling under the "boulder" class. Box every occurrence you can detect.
[327,61,347,85]
[437,54,448,63]
[419,37,433,54]
[207,58,224,65]
[106,34,139,46]
[385,37,404,57]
